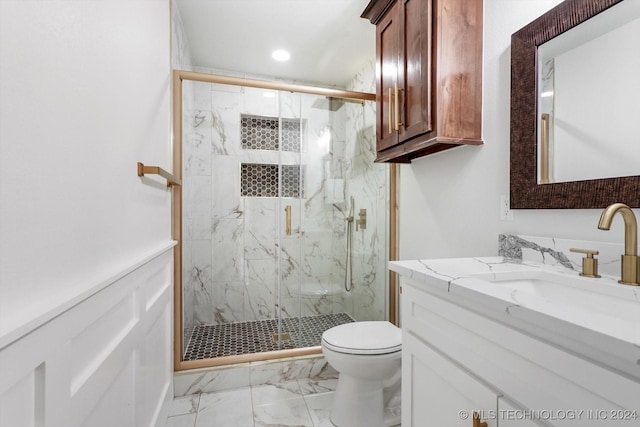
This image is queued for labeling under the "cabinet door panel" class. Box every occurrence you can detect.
[434,0,483,139]
[498,398,546,427]
[399,0,432,142]
[403,332,497,427]
[376,3,400,152]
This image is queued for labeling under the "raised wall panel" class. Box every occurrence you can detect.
[137,304,172,427]
[0,366,43,427]
[70,292,138,396]
[0,245,175,427]
[80,354,136,427]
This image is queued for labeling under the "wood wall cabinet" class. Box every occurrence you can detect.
[362,0,484,163]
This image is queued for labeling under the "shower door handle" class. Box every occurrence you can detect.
[285,205,292,236]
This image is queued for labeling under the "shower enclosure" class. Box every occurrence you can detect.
[173,70,390,369]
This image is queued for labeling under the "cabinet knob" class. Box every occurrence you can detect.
[473,412,488,427]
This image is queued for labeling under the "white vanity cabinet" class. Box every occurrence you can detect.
[403,330,498,426]
[399,276,640,427]
[404,330,545,427]
[498,398,542,427]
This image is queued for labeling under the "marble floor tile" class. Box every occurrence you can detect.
[165,413,197,427]
[163,375,398,427]
[168,394,200,417]
[253,397,314,427]
[195,388,254,427]
[303,392,335,427]
[251,380,302,406]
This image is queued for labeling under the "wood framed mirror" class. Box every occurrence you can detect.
[510,0,640,209]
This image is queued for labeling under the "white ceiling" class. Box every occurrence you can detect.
[174,0,376,88]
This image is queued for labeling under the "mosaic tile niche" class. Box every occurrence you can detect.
[240,114,304,152]
[240,114,305,198]
[240,164,304,198]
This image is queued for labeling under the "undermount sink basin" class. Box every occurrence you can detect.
[470,270,639,323]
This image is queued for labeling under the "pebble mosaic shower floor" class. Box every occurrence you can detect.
[183,313,355,360]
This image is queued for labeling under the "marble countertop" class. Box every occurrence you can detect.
[390,257,640,379]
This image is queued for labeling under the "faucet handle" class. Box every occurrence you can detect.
[570,248,601,278]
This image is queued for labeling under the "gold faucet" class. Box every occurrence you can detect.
[597,203,640,285]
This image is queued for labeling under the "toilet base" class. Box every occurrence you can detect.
[330,375,401,427]
[383,378,401,426]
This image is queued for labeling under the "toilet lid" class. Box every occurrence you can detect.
[321,321,401,355]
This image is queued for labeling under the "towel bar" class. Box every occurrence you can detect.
[137,162,181,187]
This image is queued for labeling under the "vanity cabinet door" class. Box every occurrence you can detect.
[403,331,497,427]
[498,397,545,427]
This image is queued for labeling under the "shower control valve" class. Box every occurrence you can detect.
[356,209,367,231]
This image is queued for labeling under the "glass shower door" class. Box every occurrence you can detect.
[274,91,362,351]
[273,89,303,350]
[180,74,385,364]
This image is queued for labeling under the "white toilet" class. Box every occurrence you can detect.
[321,321,402,427]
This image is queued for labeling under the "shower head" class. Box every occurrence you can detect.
[311,97,345,112]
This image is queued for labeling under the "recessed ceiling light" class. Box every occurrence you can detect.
[272,49,291,62]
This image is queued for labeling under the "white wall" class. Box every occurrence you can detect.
[0,0,172,341]
[399,0,640,260]
[0,1,174,426]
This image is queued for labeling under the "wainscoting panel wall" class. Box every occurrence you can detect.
[0,245,175,427]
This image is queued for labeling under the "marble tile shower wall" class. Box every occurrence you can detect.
[341,61,387,321]
[182,63,386,336]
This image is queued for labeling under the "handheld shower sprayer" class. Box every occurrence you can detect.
[347,196,354,222]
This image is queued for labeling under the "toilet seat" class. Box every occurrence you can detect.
[321,321,401,355]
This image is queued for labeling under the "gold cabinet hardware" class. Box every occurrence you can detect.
[540,113,550,184]
[569,248,601,278]
[388,87,393,135]
[394,82,402,130]
[285,205,292,236]
[473,412,488,427]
